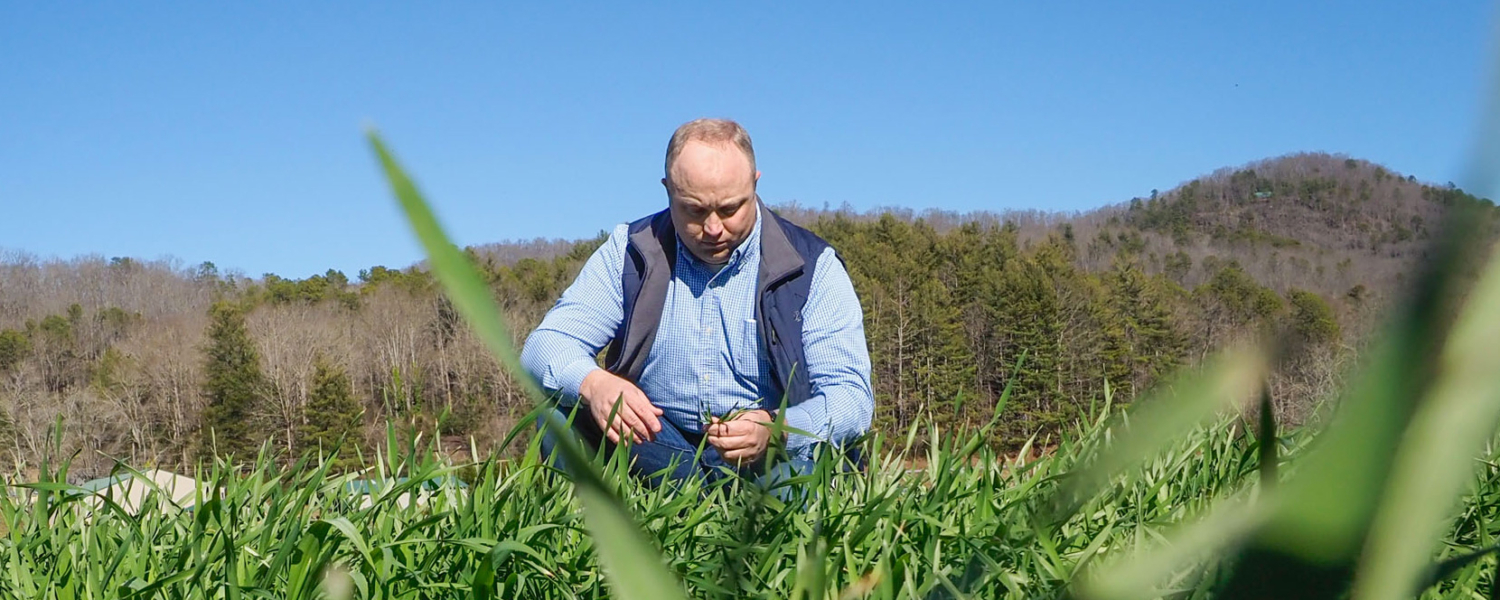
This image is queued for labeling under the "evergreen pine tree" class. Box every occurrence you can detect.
[989,256,1063,444]
[0,329,30,373]
[1102,260,1186,397]
[297,356,363,468]
[1287,289,1340,347]
[199,300,265,464]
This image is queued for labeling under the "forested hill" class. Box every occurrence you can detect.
[1,152,1496,477]
[781,153,1495,304]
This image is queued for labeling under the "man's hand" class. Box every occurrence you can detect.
[706,409,774,467]
[579,370,663,444]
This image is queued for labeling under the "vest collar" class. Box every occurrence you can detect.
[756,200,805,289]
[633,210,678,276]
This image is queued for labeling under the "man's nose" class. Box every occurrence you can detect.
[703,214,723,237]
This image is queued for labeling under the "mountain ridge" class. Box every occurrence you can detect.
[473,151,1495,308]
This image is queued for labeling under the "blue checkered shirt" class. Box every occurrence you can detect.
[520,210,874,457]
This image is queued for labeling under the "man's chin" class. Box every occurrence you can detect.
[693,245,733,264]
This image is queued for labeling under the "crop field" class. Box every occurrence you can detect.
[0,414,1321,597]
[0,408,1242,598]
[4,135,1500,599]
[4,404,1500,599]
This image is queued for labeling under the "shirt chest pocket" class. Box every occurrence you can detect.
[729,318,765,377]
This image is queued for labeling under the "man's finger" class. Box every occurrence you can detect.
[627,393,662,435]
[705,432,746,452]
[710,432,758,451]
[628,410,653,443]
[708,422,746,439]
[606,413,625,443]
[595,396,625,440]
[723,447,763,465]
[615,403,650,443]
[600,405,635,444]
[620,418,640,444]
[718,420,761,437]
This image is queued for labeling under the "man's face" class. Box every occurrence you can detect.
[663,141,761,265]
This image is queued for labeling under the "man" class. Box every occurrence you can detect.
[520,118,873,483]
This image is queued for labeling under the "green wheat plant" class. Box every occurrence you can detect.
[0,373,1315,599]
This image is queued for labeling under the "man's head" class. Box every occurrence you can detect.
[662,118,761,265]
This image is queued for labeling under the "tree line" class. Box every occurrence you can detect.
[0,153,1494,478]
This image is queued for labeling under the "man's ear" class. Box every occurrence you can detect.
[755,171,762,184]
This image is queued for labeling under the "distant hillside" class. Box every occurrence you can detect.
[1,152,1495,478]
[467,238,581,269]
[773,153,1497,338]
[1101,154,1493,299]
[487,152,1495,314]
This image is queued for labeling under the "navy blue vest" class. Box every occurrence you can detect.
[603,203,833,410]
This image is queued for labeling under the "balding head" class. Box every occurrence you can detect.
[664,118,757,181]
[661,118,761,265]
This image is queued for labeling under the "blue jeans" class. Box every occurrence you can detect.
[537,406,816,491]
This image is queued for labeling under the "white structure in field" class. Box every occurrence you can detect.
[78,469,203,515]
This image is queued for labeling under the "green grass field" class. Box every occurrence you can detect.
[0,409,1178,598]
[4,405,1499,599]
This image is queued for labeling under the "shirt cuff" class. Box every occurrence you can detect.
[780,405,824,455]
[555,360,602,406]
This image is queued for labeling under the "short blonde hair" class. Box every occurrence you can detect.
[664,118,756,180]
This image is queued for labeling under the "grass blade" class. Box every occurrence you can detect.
[367,131,544,402]
[1257,385,1277,490]
[1353,238,1500,600]
[1213,205,1488,597]
[367,129,689,600]
[1050,345,1267,521]
[1078,496,1272,600]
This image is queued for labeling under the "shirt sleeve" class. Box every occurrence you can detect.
[519,224,629,403]
[780,247,875,455]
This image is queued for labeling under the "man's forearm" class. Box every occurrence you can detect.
[520,328,604,403]
[787,247,876,455]
[779,385,874,454]
[518,224,628,404]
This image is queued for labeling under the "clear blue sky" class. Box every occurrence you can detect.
[3,2,1496,279]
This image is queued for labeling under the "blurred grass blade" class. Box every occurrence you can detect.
[1257,385,1277,490]
[367,129,688,600]
[1078,496,1272,600]
[789,536,829,600]
[1493,560,1500,600]
[538,410,690,600]
[1216,206,1486,596]
[1416,542,1500,591]
[1051,345,1267,520]
[367,130,546,402]
[1352,239,1500,600]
